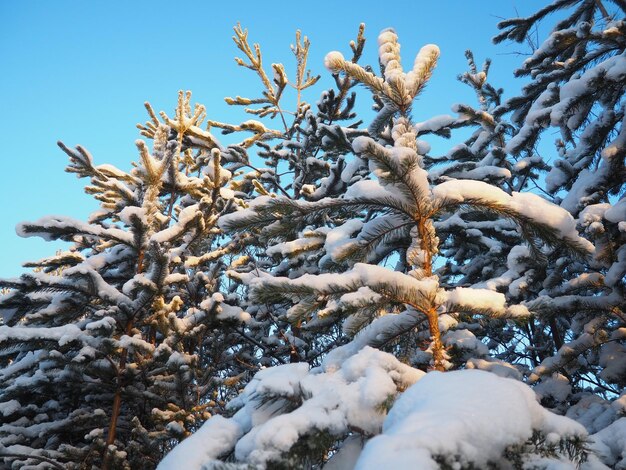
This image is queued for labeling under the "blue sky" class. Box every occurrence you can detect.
[0,0,550,278]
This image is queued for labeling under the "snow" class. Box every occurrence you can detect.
[432,180,594,253]
[322,309,421,367]
[324,51,345,72]
[351,136,374,155]
[16,215,134,245]
[165,421,184,435]
[241,263,439,318]
[218,195,273,229]
[505,85,557,156]
[0,324,85,347]
[344,179,398,202]
[0,351,45,380]
[118,206,148,226]
[231,348,421,466]
[319,286,384,324]
[0,400,21,417]
[217,303,252,323]
[413,115,455,134]
[378,28,402,82]
[458,165,511,181]
[337,287,382,308]
[377,29,398,48]
[118,334,155,354]
[444,286,506,315]
[506,304,531,318]
[443,329,489,356]
[589,418,626,469]
[406,44,440,92]
[164,273,188,284]
[529,317,607,383]
[579,203,611,232]
[159,347,423,470]
[551,53,626,127]
[534,374,572,403]
[598,338,626,383]
[559,166,610,214]
[166,351,194,368]
[157,416,243,469]
[323,435,364,470]
[465,358,522,380]
[567,395,626,434]
[350,134,430,204]
[605,198,626,224]
[340,155,366,184]
[355,369,587,469]
[63,264,132,307]
[433,179,514,204]
[158,350,597,469]
[96,163,128,178]
[219,187,235,199]
[198,293,251,323]
[252,362,310,398]
[151,204,201,243]
[321,219,364,263]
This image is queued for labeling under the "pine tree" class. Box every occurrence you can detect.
[223,27,592,373]
[0,24,366,469]
[412,50,545,371]
[0,92,250,469]
[494,0,626,411]
[208,24,370,369]
[183,26,598,468]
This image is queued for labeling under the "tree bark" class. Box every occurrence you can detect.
[425,308,445,371]
[102,321,133,470]
[103,249,143,469]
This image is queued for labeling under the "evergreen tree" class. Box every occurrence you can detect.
[209,24,369,368]
[182,27,598,468]
[223,27,592,373]
[0,24,365,469]
[494,0,626,410]
[413,50,546,370]
[0,93,250,469]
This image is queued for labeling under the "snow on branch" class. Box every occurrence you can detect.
[432,179,594,257]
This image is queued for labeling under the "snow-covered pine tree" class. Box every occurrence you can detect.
[171,27,599,468]
[409,50,542,370]
[223,27,593,373]
[0,92,250,469]
[205,24,370,368]
[494,0,626,416]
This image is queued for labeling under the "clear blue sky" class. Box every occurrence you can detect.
[0,0,549,278]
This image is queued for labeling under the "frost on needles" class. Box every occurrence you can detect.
[1,2,626,469]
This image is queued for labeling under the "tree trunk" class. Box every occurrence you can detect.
[103,249,143,469]
[425,308,445,371]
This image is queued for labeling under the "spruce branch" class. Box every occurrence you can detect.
[230,24,289,131]
[138,91,219,150]
[221,196,416,237]
[0,451,66,470]
[327,23,367,122]
[434,196,593,260]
